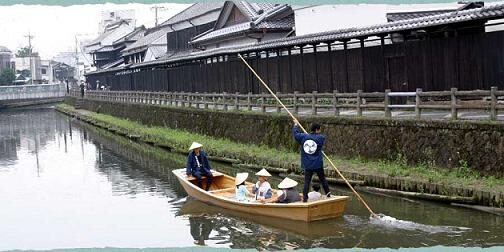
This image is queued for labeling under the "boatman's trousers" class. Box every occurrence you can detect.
[303,168,330,202]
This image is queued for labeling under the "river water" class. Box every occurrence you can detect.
[0,108,503,251]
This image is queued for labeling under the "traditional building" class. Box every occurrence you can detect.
[85,20,135,68]
[87,2,504,93]
[0,46,12,72]
[190,1,295,50]
[15,53,42,83]
[121,2,223,65]
[99,26,147,70]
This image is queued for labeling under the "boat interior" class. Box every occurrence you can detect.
[186,171,260,199]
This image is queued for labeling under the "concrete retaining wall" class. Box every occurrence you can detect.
[66,96,504,177]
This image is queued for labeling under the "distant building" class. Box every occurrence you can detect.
[99,9,136,34]
[40,60,54,83]
[52,62,75,83]
[15,53,42,83]
[0,45,12,72]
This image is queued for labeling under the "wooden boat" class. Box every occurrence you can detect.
[172,168,349,222]
[179,198,345,238]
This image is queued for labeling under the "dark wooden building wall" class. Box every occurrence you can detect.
[167,22,215,51]
[87,30,504,93]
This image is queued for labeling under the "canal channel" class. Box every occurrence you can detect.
[0,107,503,250]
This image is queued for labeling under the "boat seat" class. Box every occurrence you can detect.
[186,171,223,181]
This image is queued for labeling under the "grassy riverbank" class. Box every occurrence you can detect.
[57,104,504,206]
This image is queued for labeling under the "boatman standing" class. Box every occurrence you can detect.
[292,121,331,202]
[186,142,213,191]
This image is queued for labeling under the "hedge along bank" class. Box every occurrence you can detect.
[60,98,504,208]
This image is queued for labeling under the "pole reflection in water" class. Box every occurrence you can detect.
[0,108,503,251]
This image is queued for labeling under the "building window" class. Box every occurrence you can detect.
[41,69,47,75]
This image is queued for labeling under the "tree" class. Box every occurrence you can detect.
[16,47,31,57]
[0,68,16,86]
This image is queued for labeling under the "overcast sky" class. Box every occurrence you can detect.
[0,3,190,59]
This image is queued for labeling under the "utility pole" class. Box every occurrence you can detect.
[24,32,34,84]
[151,6,165,27]
[75,35,80,86]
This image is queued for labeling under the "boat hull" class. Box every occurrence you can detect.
[173,168,349,222]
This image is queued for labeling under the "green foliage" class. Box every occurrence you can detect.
[0,68,15,86]
[15,47,31,57]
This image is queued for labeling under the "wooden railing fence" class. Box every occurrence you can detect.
[70,87,504,120]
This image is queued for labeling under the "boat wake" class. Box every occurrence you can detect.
[369,213,471,234]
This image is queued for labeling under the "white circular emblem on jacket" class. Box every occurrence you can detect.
[303,140,318,154]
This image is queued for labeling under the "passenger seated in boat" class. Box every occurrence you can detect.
[186,142,213,191]
[307,184,322,202]
[252,169,272,200]
[260,177,301,204]
[235,172,253,202]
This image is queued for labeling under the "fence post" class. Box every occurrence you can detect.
[356,90,362,117]
[451,87,457,120]
[384,89,391,118]
[188,93,192,108]
[311,91,317,115]
[276,92,281,113]
[333,90,339,116]
[223,92,228,111]
[491,86,497,121]
[202,92,207,109]
[212,92,218,110]
[415,88,422,119]
[247,92,252,111]
[293,91,299,114]
[261,92,266,113]
[182,92,187,107]
[195,92,200,108]
[235,92,240,111]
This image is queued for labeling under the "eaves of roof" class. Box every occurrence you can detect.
[87,3,504,75]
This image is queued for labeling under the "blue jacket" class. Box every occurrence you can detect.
[292,125,325,170]
[186,150,212,175]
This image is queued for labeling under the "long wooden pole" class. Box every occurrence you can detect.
[238,53,376,217]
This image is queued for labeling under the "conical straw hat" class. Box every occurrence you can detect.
[188,142,203,151]
[235,172,249,185]
[278,177,298,189]
[255,168,272,177]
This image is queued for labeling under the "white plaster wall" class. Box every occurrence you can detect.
[294,3,461,36]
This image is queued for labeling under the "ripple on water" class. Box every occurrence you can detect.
[369,213,472,234]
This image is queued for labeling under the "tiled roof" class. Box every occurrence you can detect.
[90,2,504,74]
[122,26,172,55]
[256,15,294,29]
[160,2,224,26]
[113,26,146,45]
[235,1,277,19]
[191,23,251,44]
[387,10,454,22]
[148,45,167,59]
[95,45,115,53]
[191,2,293,45]
[101,58,124,70]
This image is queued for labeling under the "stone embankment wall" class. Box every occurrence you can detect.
[65,97,504,177]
